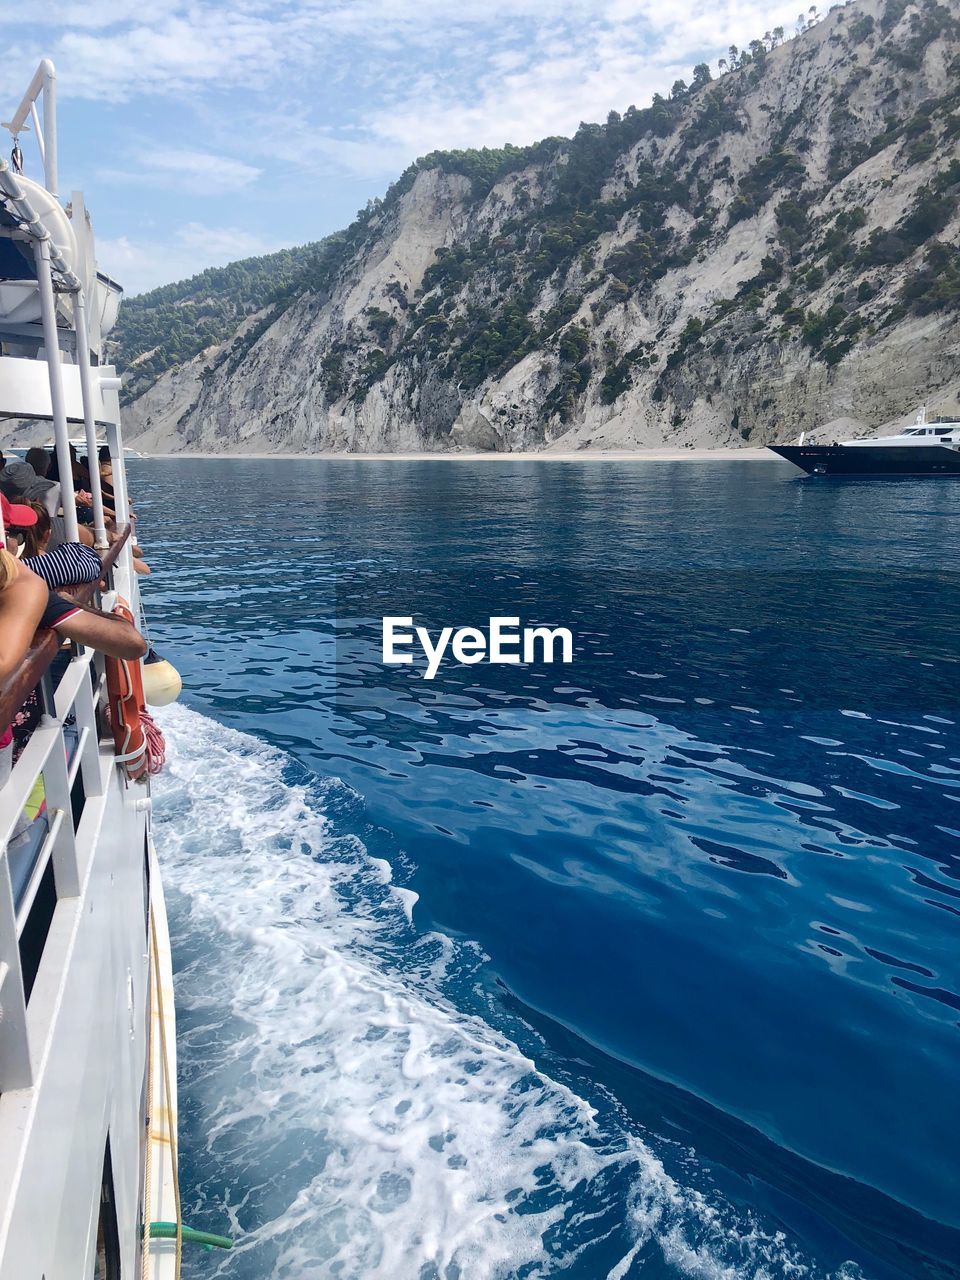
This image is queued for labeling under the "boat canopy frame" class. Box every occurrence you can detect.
[0,60,128,551]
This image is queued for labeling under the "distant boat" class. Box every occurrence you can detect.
[769,409,960,476]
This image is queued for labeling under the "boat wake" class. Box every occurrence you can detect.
[154,704,860,1280]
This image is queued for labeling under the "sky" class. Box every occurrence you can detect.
[1,0,808,295]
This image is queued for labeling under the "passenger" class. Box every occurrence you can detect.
[0,496,145,662]
[102,517,151,575]
[46,511,96,552]
[16,502,104,590]
[96,446,126,506]
[95,448,137,521]
[0,449,59,516]
[0,537,46,681]
[25,447,54,481]
[47,443,90,492]
[0,542,47,789]
[40,589,147,660]
[0,496,45,782]
[74,488,112,525]
[47,444,86,497]
[46,445,115,525]
[4,586,147,796]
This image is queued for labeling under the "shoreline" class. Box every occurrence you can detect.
[134,446,782,462]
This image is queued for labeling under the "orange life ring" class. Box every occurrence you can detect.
[105,604,148,781]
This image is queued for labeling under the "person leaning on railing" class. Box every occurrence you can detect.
[0,513,48,788]
[47,444,116,526]
[4,588,145,779]
[1,496,146,665]
[37,590,147,660]
[0,448,60,519]
[14,501,104,591]
[0,538,46,682]
[0,530,146,793]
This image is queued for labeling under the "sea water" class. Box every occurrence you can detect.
[132,458,960,1279]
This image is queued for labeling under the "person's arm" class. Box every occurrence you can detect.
[0,566,47,680]
[52,604,147,660]
[74,490,116,521]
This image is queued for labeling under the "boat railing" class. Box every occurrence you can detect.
[0,525,131,1094]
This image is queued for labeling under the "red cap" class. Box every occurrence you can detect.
[1,493,38,529]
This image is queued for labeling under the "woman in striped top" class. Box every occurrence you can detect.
[16,503,103,590]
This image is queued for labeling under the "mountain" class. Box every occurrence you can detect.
[110,244,325,404]
[116,0,960,454]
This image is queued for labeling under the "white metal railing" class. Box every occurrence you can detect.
[0,651,94,1091]
[0,560,134,1093]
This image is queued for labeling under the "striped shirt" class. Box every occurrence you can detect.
[24,543,103,590]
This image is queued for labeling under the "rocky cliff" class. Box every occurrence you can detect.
[120,0,960,454]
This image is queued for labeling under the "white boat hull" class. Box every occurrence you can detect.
[0,740,163,1278]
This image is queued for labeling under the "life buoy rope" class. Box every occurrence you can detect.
[141,708,166,774]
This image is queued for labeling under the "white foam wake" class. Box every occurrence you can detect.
[153,704,857,1280]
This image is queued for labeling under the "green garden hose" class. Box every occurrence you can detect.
[148,1222,233,1251]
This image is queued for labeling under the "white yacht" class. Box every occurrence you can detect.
[770,408,960,475]
[0,61,222,1278]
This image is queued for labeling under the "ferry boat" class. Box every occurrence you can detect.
[769,410,960,476]
[0,61,215,1278]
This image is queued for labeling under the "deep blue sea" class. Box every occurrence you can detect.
[132,457,960,1280]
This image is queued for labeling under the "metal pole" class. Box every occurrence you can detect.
[73,291,108,548]
[34,238,78,542]
[103,420,135,589]
[29,102,45,166]
[41,59,57,197]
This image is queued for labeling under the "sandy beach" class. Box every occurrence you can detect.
[137,446,781,462]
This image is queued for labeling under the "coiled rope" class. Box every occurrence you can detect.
[142,708,166,775]
[103,694,166,775]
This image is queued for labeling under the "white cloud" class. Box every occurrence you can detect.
[52,13,287,101]
[14,0,821,107]
[6,0,837,290]
[178,0,808,189]
[313,0,803,168]
[99,147,261,194]
[97,222,293,294]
